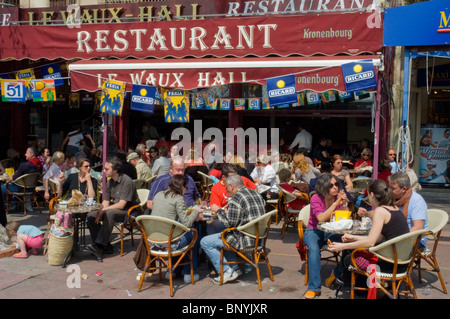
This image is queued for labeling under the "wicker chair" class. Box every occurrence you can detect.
[348,229,427,299]
[135,215,198,297]
[5,173,42,215]
[297,204,339,286]
[218,210,277,290]
[415,209,448,294]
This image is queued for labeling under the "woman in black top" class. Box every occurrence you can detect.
[327,179,410,285]
[62,158,97,200]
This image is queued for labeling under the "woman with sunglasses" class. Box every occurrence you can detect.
[354,148,373,177]
[62,157,97,200]
[303,173,348,299]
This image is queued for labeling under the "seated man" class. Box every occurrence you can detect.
[1,147,43,212]
[200,174,266,284]
[387,148,399,174]
[250,155,278,199]
[389,172,429,250]
[208,164,257,234]
[127,152,154,181]
[210,164,256,212]
[87,157,139,254]
[147,156,200,211]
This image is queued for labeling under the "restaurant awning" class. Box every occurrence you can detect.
[0,12,382,61]
[68,55,381,92]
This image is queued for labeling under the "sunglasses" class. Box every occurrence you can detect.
[329,182,340,188]
[389,153,396,156]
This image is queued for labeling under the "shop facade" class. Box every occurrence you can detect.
[384,0,450,188]
[1,0,387,172]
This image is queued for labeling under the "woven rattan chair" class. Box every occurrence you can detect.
[277,184,309,238]
[415,209,448,294]
[219,209,277,290]
[297,204,339,285]
[133,178,149,190]
[197,171,213,201]
[135,215,198,297]
[115,189,149,256]
[348,229,427,299]
[5,173,42,215]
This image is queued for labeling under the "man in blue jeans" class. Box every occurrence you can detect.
[200,174,266,284]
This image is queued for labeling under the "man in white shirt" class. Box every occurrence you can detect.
[289,124,312,154]
[250,155,278,199]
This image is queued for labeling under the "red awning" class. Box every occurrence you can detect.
[0,12,382,60]
[68,55,381,92]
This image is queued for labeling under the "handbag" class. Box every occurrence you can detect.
[133,237,148,271]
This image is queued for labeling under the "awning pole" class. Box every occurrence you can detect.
[373,76,382,180]
[401,47,411,171]
[102,113,108,201]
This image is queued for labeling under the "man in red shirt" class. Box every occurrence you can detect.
[210,164,256,211]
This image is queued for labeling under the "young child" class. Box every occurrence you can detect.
[5,221,45,258]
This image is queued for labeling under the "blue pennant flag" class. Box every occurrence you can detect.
[342,60,377,93]
[266,74,297,107]
[131,84,156,114]
[40,63,64,87]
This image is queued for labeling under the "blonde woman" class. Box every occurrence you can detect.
[292,153,320,184]
[43,151,65,200]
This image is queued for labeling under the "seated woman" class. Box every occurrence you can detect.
[151,174,203,284]
[43,151,65,201]
[278,168,308,211]
[303,173,348,299]
[354,148,373,177]
[62,158,97,200]
[331,154,353,192]
[327,179,410,288]
[292,153,321,184]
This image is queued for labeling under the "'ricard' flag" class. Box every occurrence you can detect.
[131,84,156,114]
[342,60,377,93]
[266,74,297,106]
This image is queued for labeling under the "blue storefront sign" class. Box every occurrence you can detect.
[384,0,450,47]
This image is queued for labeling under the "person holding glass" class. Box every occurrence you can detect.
[327,179,410,289]
[303,173,348,299]
[62,157,97,200]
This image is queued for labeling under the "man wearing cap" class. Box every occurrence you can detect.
[127,152,153,181]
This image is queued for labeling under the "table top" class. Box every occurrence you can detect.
[55,202,102,214]
[317,222,370,235]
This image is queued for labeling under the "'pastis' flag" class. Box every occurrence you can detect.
[266,74,297,106]
[131,84,156,114]
[342,60,377,93]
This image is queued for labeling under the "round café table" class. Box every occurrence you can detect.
[54,202,103,267]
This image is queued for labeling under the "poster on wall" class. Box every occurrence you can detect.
[418,125,450,186]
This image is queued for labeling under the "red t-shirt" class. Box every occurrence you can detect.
[210,176,256,208]
[279,183,306,211]
[209,168,222,179]
[355,158,372,168]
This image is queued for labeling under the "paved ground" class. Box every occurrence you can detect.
[0,188,449,308]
